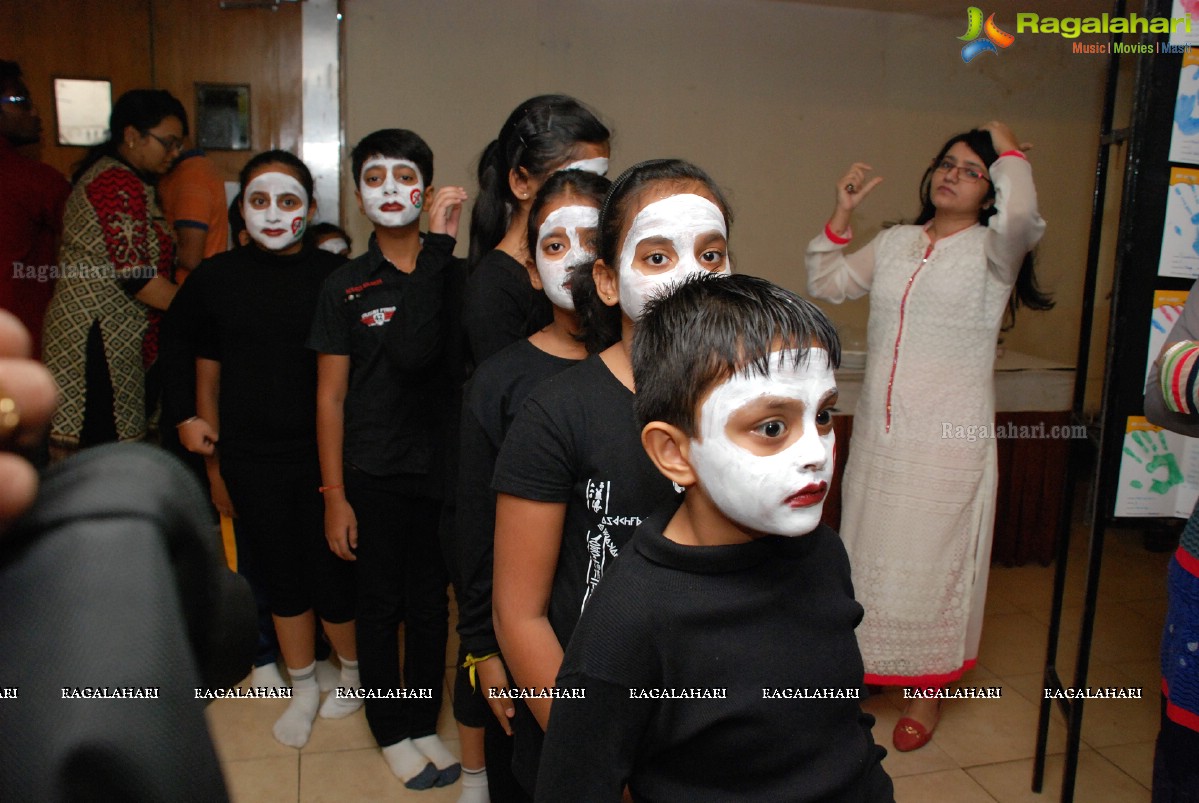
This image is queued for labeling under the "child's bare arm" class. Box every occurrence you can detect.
[493,493,567,730]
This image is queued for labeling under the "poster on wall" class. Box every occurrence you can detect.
[1114,416,1199,517]
[1170,50,1199,163]
[1170,0,1199,46]
[1145,289,1190,387]
[1159,167,1199,278]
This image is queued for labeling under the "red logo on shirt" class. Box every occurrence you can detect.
[360,306,396,327]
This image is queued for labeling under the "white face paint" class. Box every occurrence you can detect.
[318,237,349,255]
[617,193,731,321]
[561,157,609,176]
[243,172,309,252]
[359,157,424,228]
[688,348,836,538]
[535,205,599,310]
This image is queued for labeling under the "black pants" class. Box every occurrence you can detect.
[1153,696,1199,802]
[346,467,449,746]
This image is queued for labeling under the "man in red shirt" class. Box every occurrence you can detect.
[0,60,70,359]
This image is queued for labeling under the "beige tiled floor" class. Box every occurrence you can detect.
[208,518,1172,801]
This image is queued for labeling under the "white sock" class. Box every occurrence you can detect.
[272,662,319,748]
[315,658,340,693]
[414,733,461,786]
[319,657,362,719]
[458,767,489,803]
[250,661,287,689]
[383,738,438,789]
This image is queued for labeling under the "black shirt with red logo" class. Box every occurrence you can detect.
[307,232,464,482]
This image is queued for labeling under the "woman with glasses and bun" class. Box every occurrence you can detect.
[806,121,1051,752]
[43,89,187,458]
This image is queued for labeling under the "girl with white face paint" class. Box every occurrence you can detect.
[242,165,313,255]
[184,150,359,752]
[465,94,611,365]
[454,170,612,775]
[491,160,733,794]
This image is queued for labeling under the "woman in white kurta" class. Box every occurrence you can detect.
[805,122,1048,752]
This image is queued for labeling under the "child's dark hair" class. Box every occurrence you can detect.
[523,169,615,354]
[468,94,609,267]
[228,194,245,244]
[596,159,733,270]
[916,130,1053,328]
[632,273,840,434]
[73,89,189,183]
[238,149,315,199]
[350,128,434,189]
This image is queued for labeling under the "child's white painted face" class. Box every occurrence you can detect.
[617,193,730,321]
[688,348,837,537]
[243,171,309,251]
[560,157,609,176]
[359,157,424,228]
[535,204,599,311]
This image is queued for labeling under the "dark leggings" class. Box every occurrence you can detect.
[219,456,355,622]
[79,320,118,447]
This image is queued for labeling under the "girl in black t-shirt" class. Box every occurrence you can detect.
[462,94,611,365]
[490,160,734,793]
[455,169,611,800]
[191,151,358,749]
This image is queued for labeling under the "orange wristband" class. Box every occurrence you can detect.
[318,484,344,494]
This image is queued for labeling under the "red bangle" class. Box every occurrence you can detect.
[318,484,344,494]
[824,222,851,245]
[999,150,1027,160]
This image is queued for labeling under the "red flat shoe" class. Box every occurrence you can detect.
[892,716,935,752]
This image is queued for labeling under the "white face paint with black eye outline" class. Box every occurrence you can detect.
[243,172,309,252]
[535,205,599,310]
[359,157,424,228]
[561,157,609,176]
[617,193,731,321]
[688,348,837,538]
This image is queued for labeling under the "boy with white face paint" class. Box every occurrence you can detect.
[537,274,893,802]
[308,128,470,790]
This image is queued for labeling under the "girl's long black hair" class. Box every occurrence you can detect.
[917,129,1053,329]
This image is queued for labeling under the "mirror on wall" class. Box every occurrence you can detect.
[53,78,112,147]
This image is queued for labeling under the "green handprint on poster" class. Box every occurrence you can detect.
[1123,429,1184,495]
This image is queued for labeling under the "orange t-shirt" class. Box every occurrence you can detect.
[158,151,229,260]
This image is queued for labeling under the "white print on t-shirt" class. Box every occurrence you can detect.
[359,306,396,327]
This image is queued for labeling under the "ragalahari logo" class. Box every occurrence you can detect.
[959,7,1015,63]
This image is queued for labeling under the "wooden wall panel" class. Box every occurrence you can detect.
[151,0,303,184]
[1,0,304,186]
[0,0,153,179]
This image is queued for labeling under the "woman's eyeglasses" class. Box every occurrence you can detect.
[0,95,32,110]
[145,132,184,152]
[934,159,990,184]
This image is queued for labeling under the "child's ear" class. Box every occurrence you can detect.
[641,422,697,488]
[525,259,544,290]
[509,167,533,204]
[354,188,366,217]
[306,198,318,223]
[593,259,619,307]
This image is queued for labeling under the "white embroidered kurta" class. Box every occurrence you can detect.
[806,156,1045,684]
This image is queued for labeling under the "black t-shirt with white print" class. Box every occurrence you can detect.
[491,353,681,650]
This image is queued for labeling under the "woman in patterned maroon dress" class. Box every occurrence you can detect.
[43,90,186,456]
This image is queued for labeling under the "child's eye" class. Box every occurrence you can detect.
[700,249,725,266]
[646,252,670,266]
[816,409,833,426]
[755,420,787,439]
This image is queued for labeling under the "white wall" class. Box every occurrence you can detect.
[343,0,1107,365]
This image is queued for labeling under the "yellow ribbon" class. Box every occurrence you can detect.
[462,652,500,692]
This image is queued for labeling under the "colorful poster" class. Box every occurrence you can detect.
[1114,416,1199,518]
[1170,0,1199,46]
[1170,51,1199,164]
[1145,289,1189,387]
[1159,167,1199,278]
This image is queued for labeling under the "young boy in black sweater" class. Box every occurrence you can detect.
[308,129,468,789]
[536,273,894,802]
